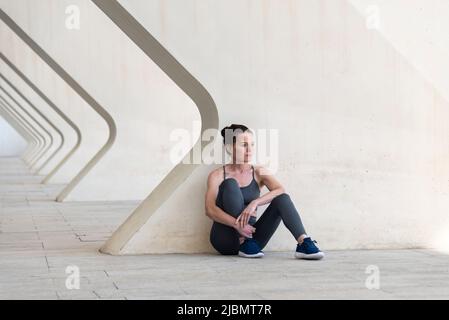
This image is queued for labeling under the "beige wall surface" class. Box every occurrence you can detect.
[109,0,449,253]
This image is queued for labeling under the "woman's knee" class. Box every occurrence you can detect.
[272,192,291,206]
[220,179,244,215]
[221,178,240,190]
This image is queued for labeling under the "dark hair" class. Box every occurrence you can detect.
[220,124,252,145]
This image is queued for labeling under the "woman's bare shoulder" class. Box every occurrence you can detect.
[207,166,224,185]
[253,164,274,177]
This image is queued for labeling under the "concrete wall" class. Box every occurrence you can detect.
[349,0,449,103]
[102,0,449,254]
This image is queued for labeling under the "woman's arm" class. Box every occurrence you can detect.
[236,166,286,228]
[252,165,285,206]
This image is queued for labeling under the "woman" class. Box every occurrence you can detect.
[205,124,324,259]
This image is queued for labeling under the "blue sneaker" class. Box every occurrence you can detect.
[295,237,324,260]
[238,238,264,258]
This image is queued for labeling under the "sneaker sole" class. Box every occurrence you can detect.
[238,251,264,258]
[294,251,324,260]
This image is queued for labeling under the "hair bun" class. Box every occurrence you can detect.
[220,124,251,145]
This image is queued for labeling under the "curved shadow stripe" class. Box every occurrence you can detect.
[0,53,82,184]
[92,0,219,254]
[0,92,49,166]
[0,8,117,202]
[0,73,64,178]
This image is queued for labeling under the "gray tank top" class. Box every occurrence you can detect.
[222,165,260,205]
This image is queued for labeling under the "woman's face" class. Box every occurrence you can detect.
[232,131,255,164]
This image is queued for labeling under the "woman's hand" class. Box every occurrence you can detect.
[234,223,256,238]
[235,200,258,229]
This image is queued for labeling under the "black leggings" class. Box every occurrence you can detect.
[209,179,307,255]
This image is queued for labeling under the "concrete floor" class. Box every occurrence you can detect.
[1,157,449,300]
